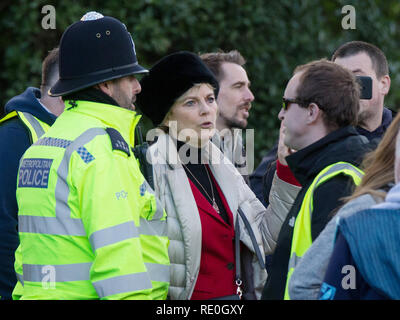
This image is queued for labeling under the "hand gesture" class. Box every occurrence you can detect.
[278,122,295,166]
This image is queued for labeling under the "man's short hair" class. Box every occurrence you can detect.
[331,41,389,79]
[294,59,360,130]
[200,50,246,81]
[41,47,59,96]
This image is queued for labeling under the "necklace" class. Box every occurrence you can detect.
[182,164,220,214]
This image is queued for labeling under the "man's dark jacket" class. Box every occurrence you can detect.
[0,87,56,299]
[261,126,370,300]
[251,107,395,206]
[249,143,277,207]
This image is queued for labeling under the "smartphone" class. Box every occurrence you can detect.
[356,75,372,100]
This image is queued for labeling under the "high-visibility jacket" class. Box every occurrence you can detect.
[0,111,50,143]
[13,100,170,300]
[0,110,51,300]
[284,162,364,300]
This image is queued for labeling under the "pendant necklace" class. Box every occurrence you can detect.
[182,164,220,214]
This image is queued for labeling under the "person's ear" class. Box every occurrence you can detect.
[379,75,391,96]
[96,81,113,96]
[306,102,321,125]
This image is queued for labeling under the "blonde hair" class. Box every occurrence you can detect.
[159,82,217,130]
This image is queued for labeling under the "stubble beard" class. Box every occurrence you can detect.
[223,115,247,129]
[220,105,249,130]
[357,107,374,129]
[112,87,134,110]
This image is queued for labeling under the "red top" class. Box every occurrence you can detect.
[276,159,301,186]
[188,167,237,300]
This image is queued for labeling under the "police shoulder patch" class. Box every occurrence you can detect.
[105,127,130,156]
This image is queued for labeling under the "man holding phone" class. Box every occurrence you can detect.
[261,59,370,300]
[251,41,394,209]
[332,41,393,144]
[286,42,396,300]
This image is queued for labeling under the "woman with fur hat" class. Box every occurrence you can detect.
[136,51,294,300]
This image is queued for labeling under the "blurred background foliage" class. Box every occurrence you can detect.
[1,0,399,167]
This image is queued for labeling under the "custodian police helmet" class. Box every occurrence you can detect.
[49,12,148,97]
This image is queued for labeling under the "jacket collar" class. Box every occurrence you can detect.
[286,126,368,186]
[373,183,400,210]
[65,99,141,146]
[152,133,240,218]
[4,87,56,126]
[356,107,394,142]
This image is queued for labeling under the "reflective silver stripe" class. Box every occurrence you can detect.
[23,263,92,282]
[92,272,152,298]
[16,272,24,286]
[142,180,165,220]
[313,163,363,190]
[21,112,46,138]
[145,263,170,283]
[89,221,140,251]
[138,218,167,237]
[309,163,363,214]
[18,215,86,236]
[288,252,301,270]
[55,128,107,221]
[18,128,107,236]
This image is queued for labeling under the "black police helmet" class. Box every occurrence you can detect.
[49,13,148,97]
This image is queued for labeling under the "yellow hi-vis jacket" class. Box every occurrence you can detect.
[284,162,364,300]
[0,110,50,300]
[0,111,50,143]
[13,100,170,300]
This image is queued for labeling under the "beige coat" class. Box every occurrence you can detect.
[147,133,298,300]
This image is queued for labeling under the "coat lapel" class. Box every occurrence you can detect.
[157,134,202,293]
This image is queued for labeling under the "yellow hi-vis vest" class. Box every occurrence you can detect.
[0,111,50,300]
[284,161,364,300]
[0,111,50,143]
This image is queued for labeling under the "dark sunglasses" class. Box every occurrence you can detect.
[282,98,304,110]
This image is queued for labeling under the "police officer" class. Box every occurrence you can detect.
[13,12,170,300]
[0,48,62,300]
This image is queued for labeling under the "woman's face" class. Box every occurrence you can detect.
[164,83,218,147]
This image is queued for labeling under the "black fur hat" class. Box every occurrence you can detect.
[136,51,219,126]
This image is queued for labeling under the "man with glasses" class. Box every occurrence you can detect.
[261,59,370,300]
[287,41,395,300]
[252,41,393,208]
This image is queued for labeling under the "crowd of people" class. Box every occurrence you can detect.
[0,11,398,300]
